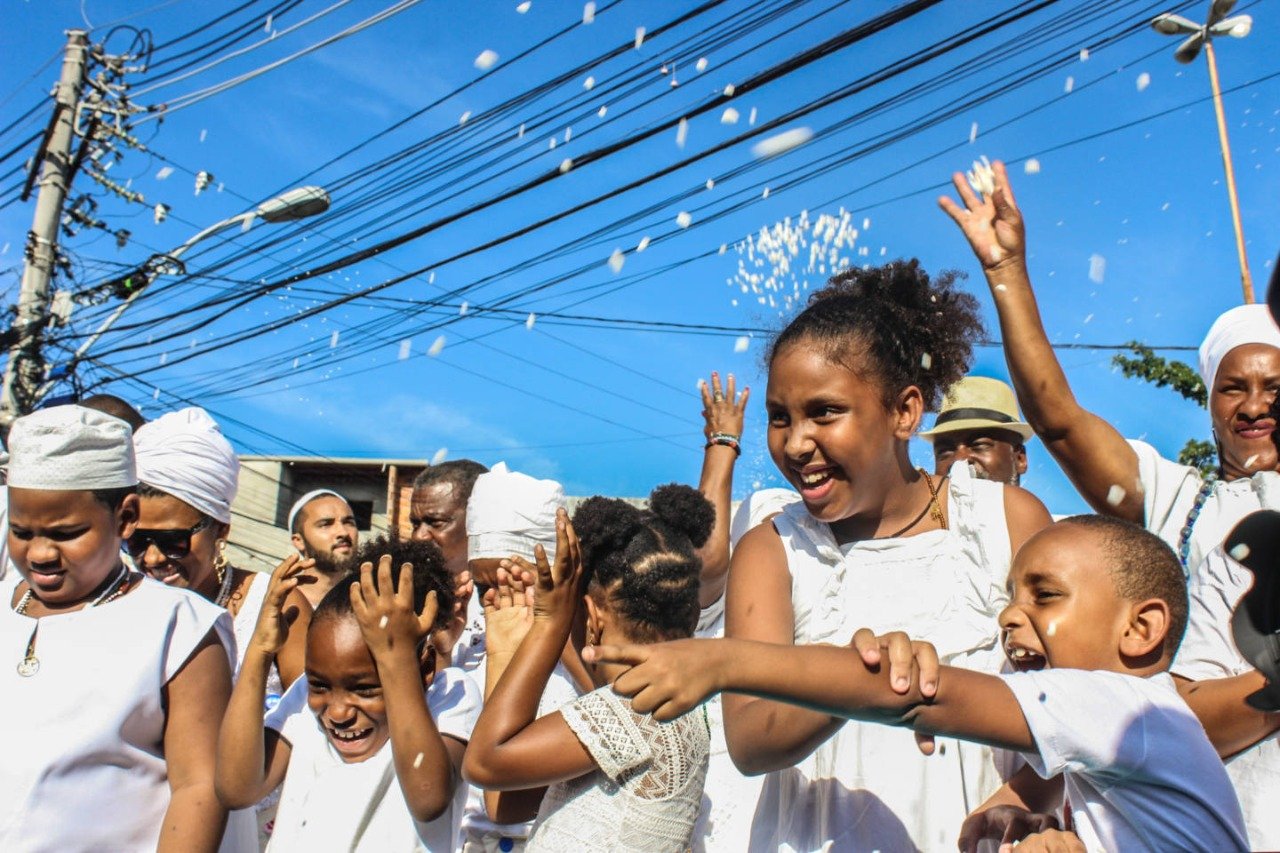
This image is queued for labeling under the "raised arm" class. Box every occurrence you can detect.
[939,161,1142,522]
[696,371,748,608]
[1176,671,1280,759]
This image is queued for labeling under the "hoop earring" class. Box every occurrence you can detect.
[213,539,228,585]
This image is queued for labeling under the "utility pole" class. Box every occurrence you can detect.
[0,30,89,429]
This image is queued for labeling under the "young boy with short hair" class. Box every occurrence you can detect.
[586,515,1249,852]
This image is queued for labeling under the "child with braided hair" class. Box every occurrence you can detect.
[463,486,714,852]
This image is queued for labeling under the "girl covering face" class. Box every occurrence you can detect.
[723,260,1051,851]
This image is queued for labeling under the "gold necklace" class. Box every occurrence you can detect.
[14,566,132,678]
[920,468,948,530]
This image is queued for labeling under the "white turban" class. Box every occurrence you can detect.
[1198,303,1280,388]
[8,405,136,490]
[134,407,238,523]
[729,487,800,548]
[467,462,564,561]
[287,489,349,533]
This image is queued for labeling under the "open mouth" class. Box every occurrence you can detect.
[326,725,375,757]
[145,568,184,585]
[1235,421,1276,441]
[794,467,838,500]
[1005,644,1048,672]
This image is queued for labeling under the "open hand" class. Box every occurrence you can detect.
[434,569,474,660]
[938,159,1025,272]
[248,553,313,657]
[351,555,438,661]
[700,371,749,442]
[958,805,1061,853]
[482,565,536,658]
[531,508,585,625]
[584,638,722,721]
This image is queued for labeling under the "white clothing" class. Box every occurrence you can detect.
[466,462,564,562]
[527,687,710,852]
[1002,669,1248,852]
[230,570,285,703]
[691,599,765,853]
[265,666,481,852]
[134,406,239,524]
[753,464,1011,852]
[0,487,10,580]
[0,577,233,852]
[1173,548,1280,849]
[453,593,582,846]
[1130,438,1280,577]
[6,405,135,490]
[1198,303,1280,388]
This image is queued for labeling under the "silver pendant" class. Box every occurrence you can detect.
[17,656,39,677]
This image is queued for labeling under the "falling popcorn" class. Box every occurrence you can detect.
[1244,454,1260,469]
[965,156,995,197]
[379,616,389,629]
[526,313,536,330]
[398,340,412,360]
[721,107,739,124]
[1229,543,1251,562]
[705,178,715,190]
[734,336,750,353]
[583,75,595,90]
[636,235,650,252]
[1064,76,1074,93]
[330,331,340,348]
[474,50,499,70]
[459,301,468,315]
[153,203,169,224]
[921,353,933,370]
[676,118,688,148]
[608,248,625,273]
[675,211,692,228]
[634,27,645,49]
[1088,254,1106,284]
[696,57,709,73]
[156,166,174,180]
[582,2,595,24]
[723,84,735,97]
[431,448,448,465]
[413,752,425,769]
[1024,158,1041,175]
[1079,48,1089,62]
[597,105,607,118]
[459,111,472,125]
[1136,72,1151,92]
[969,122,978,144]
[199,129,207,143]
[516,1,530,12]
[1106,484,1126,507]
[428,336,446,357]
[558,158,573,173]
[748,107,757,126]
[761,187,770,199]
[751,127,813,158]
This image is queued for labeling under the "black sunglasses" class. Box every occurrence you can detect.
[126,517,215,560]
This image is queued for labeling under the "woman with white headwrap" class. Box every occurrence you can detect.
[942,161,1280,849]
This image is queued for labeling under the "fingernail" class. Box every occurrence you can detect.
[895,677,908,689]
[924,681,936,693]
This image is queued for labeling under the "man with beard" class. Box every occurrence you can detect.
[287,489,359,608]
[408,460,488,578]
[921,376,1032,486]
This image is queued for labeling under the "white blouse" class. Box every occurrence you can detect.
[0,577,233,852]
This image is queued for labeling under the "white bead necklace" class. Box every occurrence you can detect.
[14,565,132,677]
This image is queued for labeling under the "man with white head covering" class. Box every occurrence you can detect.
[456,462,582,853]
[287,488,358,609]
[941,159,1280,847]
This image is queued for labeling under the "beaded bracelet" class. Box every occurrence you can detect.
[706,433,741,456]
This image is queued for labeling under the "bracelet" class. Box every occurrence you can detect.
[705,434,741,456]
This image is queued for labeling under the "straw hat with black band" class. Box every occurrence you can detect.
[919,376,1033,443]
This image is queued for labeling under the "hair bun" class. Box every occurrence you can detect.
[648,483,714,549]
[572,496,645,567]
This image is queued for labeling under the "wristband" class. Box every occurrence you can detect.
[705,434,741,456]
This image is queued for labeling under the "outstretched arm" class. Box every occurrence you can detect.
[696,371,749,608]
[939,161,1142,522]
[1176,671,1280,758]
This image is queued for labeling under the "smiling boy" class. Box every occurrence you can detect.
[586,515,1249,852]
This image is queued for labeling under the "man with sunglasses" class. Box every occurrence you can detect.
[287,489,360,608]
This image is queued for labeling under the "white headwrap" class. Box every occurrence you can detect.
[1198,303,1280,388]
[8,405,136,490]
[729,487,800,548]
[467,461,564,561]
[288,489,348,533]
[133,407,239,524]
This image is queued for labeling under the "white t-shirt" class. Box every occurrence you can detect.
[1001,668,1248,852]
[527,686,710,852]
[1173,547,1280,849]
[0,576,233,852]
[265,666,481,852]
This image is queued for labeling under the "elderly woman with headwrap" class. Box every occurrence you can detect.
[132,408,311,690]
[941,160,1280,849]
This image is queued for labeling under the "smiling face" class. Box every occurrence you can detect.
[293,496,358,574]
[765,342,919,526]
[931,427,1027,484]
[1209,343,1280,480]
[999,525,1134,673]
[305,616,390,763]
[409,482,468,576]
[8,487,138,607]
[133,491,224,597]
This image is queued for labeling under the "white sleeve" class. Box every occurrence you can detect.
[1173,550,1252,680]
[1128,439,1200,538]
[560,688,653,782]
[264,675,312,744]
[162,592,235,682]
[999,669,1149,786]
[427,667,482,743]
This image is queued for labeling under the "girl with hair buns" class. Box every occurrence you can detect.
[714,260,1052,851]
[463,487,714,852]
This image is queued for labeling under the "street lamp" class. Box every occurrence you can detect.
[1152,0,1255,302]
[37,185,330,404]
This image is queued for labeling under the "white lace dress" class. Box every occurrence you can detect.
[526,687,710,852]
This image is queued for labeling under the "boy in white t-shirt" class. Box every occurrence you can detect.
[586,514,1249,852]
[216,537,479,851]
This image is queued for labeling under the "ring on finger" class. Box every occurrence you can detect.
[712,393,724,403]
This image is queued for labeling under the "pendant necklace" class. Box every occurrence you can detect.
[13,565,132,678]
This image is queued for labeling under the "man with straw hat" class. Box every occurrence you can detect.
[920,376,1033,486]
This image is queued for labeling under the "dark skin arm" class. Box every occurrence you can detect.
[160,629,233,853]
[1003,484,1054,556]
[696,370,748,609]
[268,555,315,688]
[940,161,1144,522]
[1175,671,1280,758]
[958,765,1064,853]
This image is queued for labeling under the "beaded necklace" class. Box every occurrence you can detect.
[14,565,133,677]
[1177,477,1217,572]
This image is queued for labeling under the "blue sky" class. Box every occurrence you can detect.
[1,0,1277,513]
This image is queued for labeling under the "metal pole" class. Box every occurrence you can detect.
[1204,40,1254,303]
[0,30,89,427]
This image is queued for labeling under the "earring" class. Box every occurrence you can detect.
[586,626,599,647]
[213,539,228,585]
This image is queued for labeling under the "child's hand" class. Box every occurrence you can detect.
[583,639,722,721]
[248,554,313,657]
[531,508,585,625]
[699,371,748,443]
[850,629,939,697]
[938,159,1025,272]
[351,555,438,662]
[997,828,1084,853]
[434,570,474,660]
[482,566,535,658]
[958,805,1060,853]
